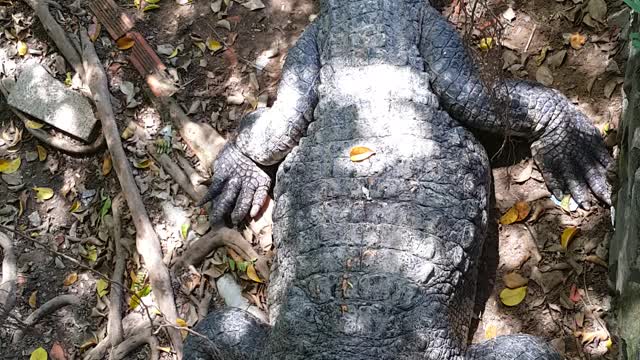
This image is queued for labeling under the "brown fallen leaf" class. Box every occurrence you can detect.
[584,255,608,268]
[569,33,587,50]
[580,329,608,344]
[515,201,530,221]
[29,290,37,309]
[561,226,579,249]
[116,36,135,50]
[349,146,376,162]
[63,272,78,286]
[50,342,67,360]
[503,272,529,288]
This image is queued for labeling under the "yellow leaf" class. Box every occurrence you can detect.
[36,145,47,161]
[102,154,112,176]
[349,146,375,162]
[121,122,136,140]
[206,38,223,52]
[29,290,37,309]
[26,119,44,129]
[84,245,98,262]
[79,338,97,350]
[69,200,81,213]
[63,272,78,286]
[17,40,28,56]
[116,37,135,50]
[499,286,527,306]
[499,206,518,225]
[194,42,206,52]
[581,329,608,344]
[514,201,530,221]
[158,347,172,353]
[64,72,72,87]
[29,347,47,360]
[96,278,109,298]
[143,4,160,11]
[133,159,153,169]
[605,338,613,349]
[503,272,528,289]
[561,226,579,250]
[176,318,188,338]
[33,187,54,201]
[485,324,497,339]
[478,37,494,51]
[246,263,262,283]
[0,157,21,174]
[560,194,572,212]
[168,47,179,58]
[569,33,586,50]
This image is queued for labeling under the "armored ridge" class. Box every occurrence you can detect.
[189,0,610,358]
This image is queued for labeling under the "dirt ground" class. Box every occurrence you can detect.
[0,0,625,358]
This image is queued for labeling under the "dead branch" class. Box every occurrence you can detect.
[79,30,183,358]
[0,81,106,156]
[147,144,205,201]
[148,92,226,170]
[13,294,81,343]
[0,231,17,323]
[110,330,160,360]
[172,226,269,281]
[22,0,84,79]
[175,153,208,189]
[108,194,126,351]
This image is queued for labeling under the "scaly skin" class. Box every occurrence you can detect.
[191,0,609,358]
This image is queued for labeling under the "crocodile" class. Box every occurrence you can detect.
[185,0,612,358]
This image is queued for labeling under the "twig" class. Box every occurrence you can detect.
[524,24,537,53]
[147,144,206,201]
[84,313,157,360]
[0,231,17,322]
[13,294,81,343]
[80,29,183,358]
[110,331,159,360]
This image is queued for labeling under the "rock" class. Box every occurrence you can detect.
[7,64,98,142]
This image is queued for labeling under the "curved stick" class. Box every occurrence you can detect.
[108,194,126,349]
[13,294,81,343]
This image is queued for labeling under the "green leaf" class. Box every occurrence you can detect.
[228,258,236,271]
[84,245,98,262]
[96,278,110,298]
[143,4,160,11]
[181,223,190,240]
[237,261,249,272]
[30,347,48,360]
[100,196,112,219]
[129,284,152,309]
[624,0,640,12]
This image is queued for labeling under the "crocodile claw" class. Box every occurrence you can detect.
[531,112,612,208]
[198,143,271,225]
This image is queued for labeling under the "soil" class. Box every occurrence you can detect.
[0,0,624,358]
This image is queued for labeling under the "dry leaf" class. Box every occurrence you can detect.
[133,159,153,169]
[88,17,101,42]
[587,0,607,23]
[485,324,498,339]
[206,38,223,52]
[515,201,530,221]
[63,272,78,286]
[569,284,582,302]
[102,154,112,176]
[247,263,262,283]
[69,200,81,213]
[29,290,37,308]
[560,226,579,249]
[36,145,47,161]
[581,329,608,344]
[584,255,607,268]
[26,119,44,129]
[527,204,545,223]
[503,272,529,288]
[50,342,66,360]
[499,206,518,225]
[17,40,28,56]
[569,33,586,49]
[116,37,135,50]
[0,158,21,174]
[176,318,188,338]
[349,146,375,162]
[33,187,54,201]
[499,286,527,306]
[535,65,553,86]
[535,46,550,66]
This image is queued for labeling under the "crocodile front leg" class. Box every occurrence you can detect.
[418,4,612,207]
[183,308,269,360]
[199,22,321,224]
[466,334,561,360]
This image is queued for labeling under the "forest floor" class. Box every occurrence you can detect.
[0,0,626,358]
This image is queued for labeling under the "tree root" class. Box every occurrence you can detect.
[172,226,269,281]
[80,29,183,357]
[84,313,158,360]
[0,231,17,323]
[13,295,81,343]
[110,330,160,360]
[147,145,206,201]
[108,194,126,351]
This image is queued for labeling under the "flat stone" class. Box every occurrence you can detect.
[7,64,97,142]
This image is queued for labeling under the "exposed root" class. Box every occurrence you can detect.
[110,331,160,360]
[13,295,81,343]
[172,226,269,280]
[147,144,206,201]
[84,313,158,360]
[0,231,17,323]
[175,153,208,189]
[80,29,182,357]
[108,194,126,351]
